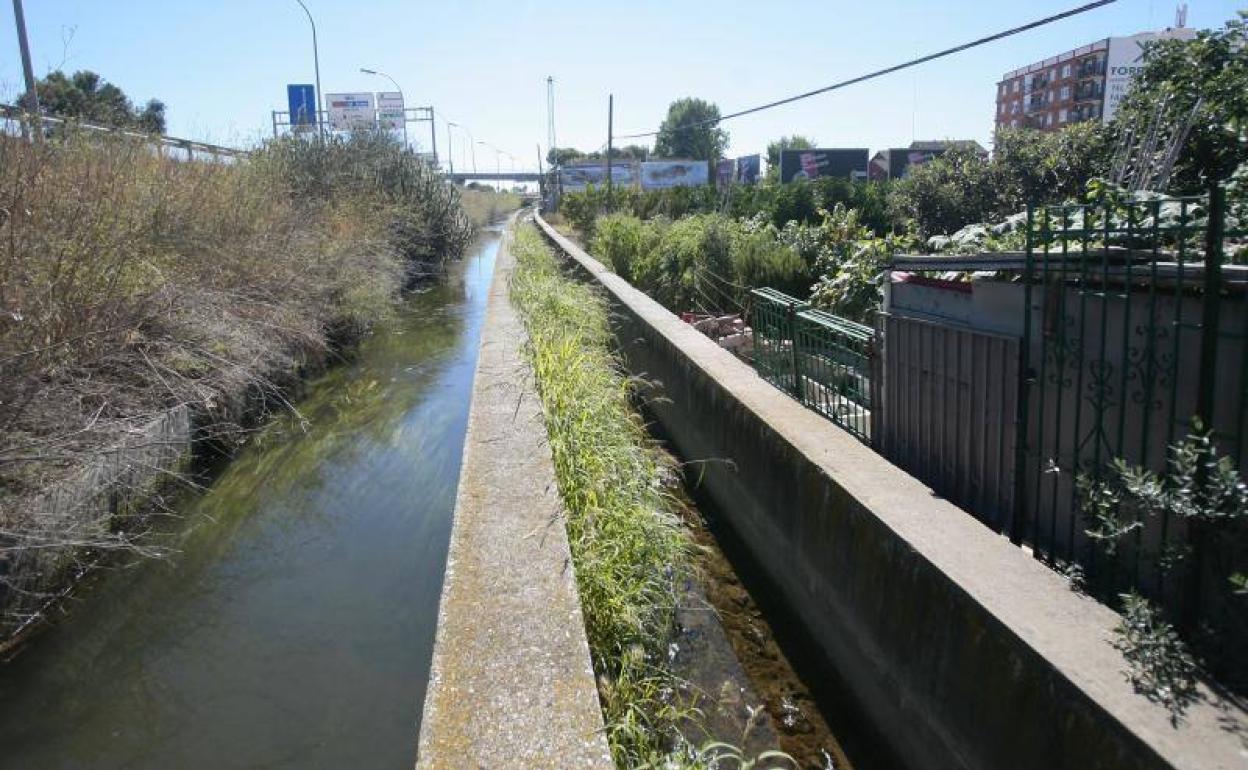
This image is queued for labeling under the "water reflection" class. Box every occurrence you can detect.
[0,231,502,769]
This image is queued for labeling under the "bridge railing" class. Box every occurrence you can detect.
[1,104,250,162]
[750,288,874,442]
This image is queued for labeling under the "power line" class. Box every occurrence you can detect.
[616,0,1117,140]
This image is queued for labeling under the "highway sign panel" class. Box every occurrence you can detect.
[286,84,316,132]
[325,92,375,131]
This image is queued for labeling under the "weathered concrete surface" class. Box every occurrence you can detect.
[534,212,1248,770]
[415,219,613,769]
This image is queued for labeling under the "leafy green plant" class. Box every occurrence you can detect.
[1079,425,1248,555]
[1113,591,1200,724]
[1076,425,1248,716]
[805,204,912,323]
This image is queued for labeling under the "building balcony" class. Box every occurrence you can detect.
[1074,82,1104,101]
[1076,59,1106,78]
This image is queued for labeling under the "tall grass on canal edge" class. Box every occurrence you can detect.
[509,224,793,770]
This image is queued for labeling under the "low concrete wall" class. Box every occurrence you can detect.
[416,219,612,769]
[534,213,1248,770]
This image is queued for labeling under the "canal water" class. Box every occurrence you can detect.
[0,229,502,769]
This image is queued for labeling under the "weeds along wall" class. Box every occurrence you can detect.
[509,225,717,767]
[0,130,476,638]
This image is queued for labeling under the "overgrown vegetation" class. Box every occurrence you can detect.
[1078,426,1248,717]
[0,128,480,636]
[460,188,523,228]
[509,225,791,769]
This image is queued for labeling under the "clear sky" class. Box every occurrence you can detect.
[1,1,1242,171]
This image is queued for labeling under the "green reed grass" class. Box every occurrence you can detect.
[509,224,794,770]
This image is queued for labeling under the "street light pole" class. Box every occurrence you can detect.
[294,0,324,138]
[360,67,408,149]
[11,0,41,140]
[445,121,456,175]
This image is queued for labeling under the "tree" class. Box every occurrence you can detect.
[766,134,816,171]
[18,70,166,133]
[889,145,997,237]
[992,124,1110,208]
[653,98,728,161]
[547,144,650,167]
[1109,12,1248,192]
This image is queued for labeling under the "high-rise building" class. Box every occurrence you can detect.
[993,25,1195,133]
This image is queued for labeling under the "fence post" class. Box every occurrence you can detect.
[1010,205,1037,545]
[787,305,800,399]
[1183,183,1226,629]
[1195,184,1225,430]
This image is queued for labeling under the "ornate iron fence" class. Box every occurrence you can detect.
[1017,190,1246,668]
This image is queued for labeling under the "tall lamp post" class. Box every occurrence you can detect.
[360,67,408,149]
[293,0,324,137]
[12,0,39,118]
[445,121,457,175]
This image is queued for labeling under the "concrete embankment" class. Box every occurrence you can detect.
[415,218,612,768]
[533,212,1248,770]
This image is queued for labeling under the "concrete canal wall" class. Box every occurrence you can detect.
[415,220,612,769]
[533,213,1247,770]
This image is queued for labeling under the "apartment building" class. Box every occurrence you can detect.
[994,25,1195,133]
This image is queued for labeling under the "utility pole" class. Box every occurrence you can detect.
[537,143,545,204]
[429,107,438,168]
[12,0,41,140]
[605,94,614,197]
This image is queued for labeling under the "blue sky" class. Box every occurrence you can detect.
[1,1,1242,171]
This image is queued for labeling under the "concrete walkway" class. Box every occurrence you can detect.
[415,216,613,769]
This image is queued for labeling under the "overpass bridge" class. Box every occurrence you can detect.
[446,171,542,183]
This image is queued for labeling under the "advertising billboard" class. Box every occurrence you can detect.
[640,160,709,190]
[376,92,405,131]
[325,92,375,131]
[1103,29,1194,122]
[716,159,735,187]
[778,149,869,183]
[560,162,638,191]
[735,154,760,185]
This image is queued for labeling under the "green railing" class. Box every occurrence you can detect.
[750,288,808,395]
[750,289,874,442]
[1017,190,1246,683]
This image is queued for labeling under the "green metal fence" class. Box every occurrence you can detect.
[1017,189,1246,677]
[750,289,874,441]
[750,288,808,395]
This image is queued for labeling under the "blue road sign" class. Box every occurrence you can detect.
[287,84,316,128]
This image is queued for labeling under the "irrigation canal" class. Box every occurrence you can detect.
[0,220,851,768]
[0,228,501,767]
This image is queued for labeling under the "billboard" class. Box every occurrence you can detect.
[1103,29,1194,123]
[376,91,405,131]
[779,148,869,183]
[560,162,638,191]
[736,154,760,185]
[286,84,316,132]
[325,92,375,131]
[716,159,735,187]
[640,160,709,190]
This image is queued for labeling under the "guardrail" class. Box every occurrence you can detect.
[1,104,250,162]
